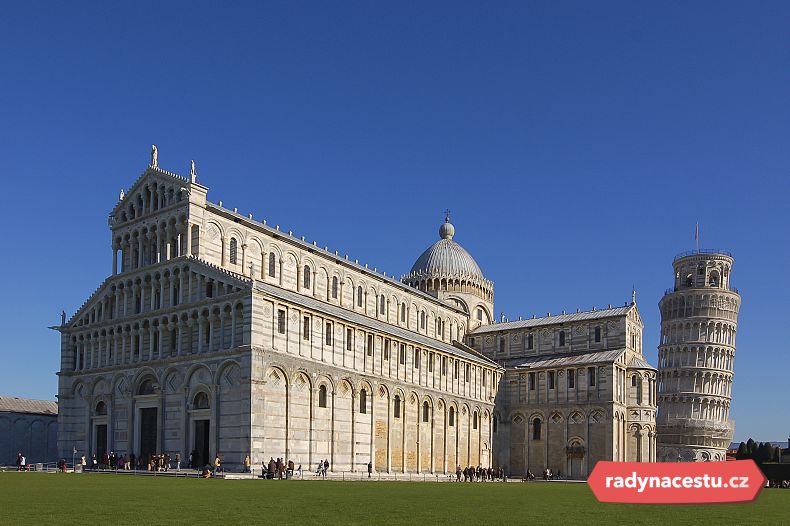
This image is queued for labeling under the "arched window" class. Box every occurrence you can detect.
[473,411,478,429]
[229,237,238,264]
[379,295,385,315]
[449,406,455,426]
[532,418,542,440]
[138,379,156,395]
[359,389,367,414]
[400,304,406,322]
[423,401,430,422]
[303,265,311,289]
[595,326,601,343]
[559,330,566,346]
[95,401,107,415]
[394,395,401,418]
[631,375,637,387]
[193,392,209,409]
[527,334,534,349]
[318,385,327,408]
[357,286,363,307]
[420,311,426,329]
[268,253,276,277]
[332,277,338,299]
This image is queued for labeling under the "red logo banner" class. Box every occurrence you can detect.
[587,460,766,504]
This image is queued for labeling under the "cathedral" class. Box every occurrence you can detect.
[56,148,657,477]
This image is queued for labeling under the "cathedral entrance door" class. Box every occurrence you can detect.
[194,420,210,468]
[139,407,158,464]
[570,455,583,479]
[95,424,107,462]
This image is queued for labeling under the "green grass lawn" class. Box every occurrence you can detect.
[0,473,787,525]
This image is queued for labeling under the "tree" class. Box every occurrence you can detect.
[746,438,757,456]
[736,442,748,459]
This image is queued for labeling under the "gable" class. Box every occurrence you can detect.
[65,256,252,330]
[109,167,194,225]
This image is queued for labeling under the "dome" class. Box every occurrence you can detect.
[408,217,485,280]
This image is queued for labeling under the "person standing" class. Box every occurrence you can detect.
[20,454,26,471]
[214,454,222,474]
[244,454,251,473]
[367,461,372,479]
[175,453,181,472]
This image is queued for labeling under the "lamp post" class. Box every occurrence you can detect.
[72,446,77,473]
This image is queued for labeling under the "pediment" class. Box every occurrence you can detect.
[65,256,252,330]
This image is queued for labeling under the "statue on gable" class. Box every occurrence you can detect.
[61,310,66,326]
[151,144,159,168]
[119,189,125,200]
[190,160,196,182]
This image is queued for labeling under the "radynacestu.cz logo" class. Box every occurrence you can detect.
[587,460,765,504]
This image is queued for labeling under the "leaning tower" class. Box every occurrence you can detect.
[656,250,741,462]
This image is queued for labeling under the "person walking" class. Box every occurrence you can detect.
[214,454,222,474]
[175,453,181,472]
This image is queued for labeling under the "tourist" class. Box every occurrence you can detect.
[315,460,323,477]
[16,452,22,471]
[267,457,276,479]
[297,464,302,478]
[80,455,86,472]
[244,454,251,473]
[287,459,294,479]
[92,454,98,471]
[129,453,136,470]
[175,453,181,472]
[456,464,462,482]
[20,454,27,471]
[367,461,373,478]
[214,454,222,474]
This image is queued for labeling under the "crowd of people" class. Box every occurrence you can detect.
[454,464,506,482]
[73,452,188,472]
[260,457,300,479]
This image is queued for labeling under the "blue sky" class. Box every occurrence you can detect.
[0,1,787,442]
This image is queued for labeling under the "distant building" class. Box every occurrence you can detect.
[470,304,657,478]
[0,397,58,466]
[55,148,657,477]
[656,251,740,462]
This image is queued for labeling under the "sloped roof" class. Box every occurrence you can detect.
[254,281,498,367]
[0,397,58,416]
[504,348,625,369]
[628,355,655,370]
[471,305,633,334]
